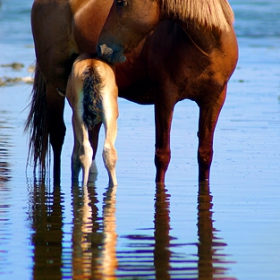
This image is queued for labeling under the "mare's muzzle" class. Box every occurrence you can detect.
[97,44,126,64]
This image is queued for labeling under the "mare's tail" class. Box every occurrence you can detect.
[82,66,103,129]
[25,64,49,175]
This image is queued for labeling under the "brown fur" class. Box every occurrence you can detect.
[97,0,238,182]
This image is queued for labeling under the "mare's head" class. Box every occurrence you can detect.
[96,0,235,64]
[97,0,161,64]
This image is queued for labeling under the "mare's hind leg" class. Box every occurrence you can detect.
[46,84,66,184]
[154,96,175,183]
[197,87,227,181]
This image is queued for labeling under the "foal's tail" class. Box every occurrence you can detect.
[82,66,103,129]
[25,64,49,174]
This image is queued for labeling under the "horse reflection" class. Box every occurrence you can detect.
[71,183,102,278]
[29,181,63,279]
[29,180,234,279]
[154,184,230,279]
[71,183,118,279]
[154,184,171,279]
[197,182,232,279]
[102,184,118,278]
[119,183,233,279]
[0,115,11,183]
[29,180,118,279]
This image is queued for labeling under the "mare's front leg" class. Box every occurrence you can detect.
[197,87,227,181]
[154,94,175,183]
[46,84,66,184]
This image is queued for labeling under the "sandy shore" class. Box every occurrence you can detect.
[0,63,34,86]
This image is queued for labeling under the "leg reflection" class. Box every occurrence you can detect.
[101,185,118,279]
[154,183,171,279]
[197,182,230,279]
[71,183,102,279]
[71,183,118,279]
[30,181,63,279]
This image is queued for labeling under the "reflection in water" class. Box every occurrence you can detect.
[29,182,63,279]
[0,116,12,183]
[71,183,102,279]
[154,184,171,279]
[119,183,235,279]
[102,185,118,279]
[197,182,233,279]
[28,179,234,279]
[29,181,118,279]
[0,113,12,274]
[71,183,118,279]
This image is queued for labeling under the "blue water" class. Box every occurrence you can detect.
[1,0,280,279]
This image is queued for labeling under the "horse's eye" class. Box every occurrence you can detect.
[116,0,127,7]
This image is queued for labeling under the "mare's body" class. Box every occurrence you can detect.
[97,0,238,182]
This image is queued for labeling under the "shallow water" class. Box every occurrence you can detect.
[1,0,280,279]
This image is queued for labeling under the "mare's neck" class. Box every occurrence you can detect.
[160,11,224,55]
[180,21,222,54]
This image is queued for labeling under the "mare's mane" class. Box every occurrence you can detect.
[161,0,234,31]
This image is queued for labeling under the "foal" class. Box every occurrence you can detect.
[65,54,118,186]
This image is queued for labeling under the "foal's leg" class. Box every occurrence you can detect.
[72,113,93,186]
[71,117,82,182]
[88,122,102,175]
[154,97,175,183]
[197,87,227,181]
[46,84,66,184]
[102,91,118,186]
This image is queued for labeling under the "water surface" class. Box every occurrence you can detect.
[0,0,280,279]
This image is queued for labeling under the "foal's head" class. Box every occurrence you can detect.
[97,0,161,64]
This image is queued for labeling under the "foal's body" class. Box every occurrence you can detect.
[66,54,118,186]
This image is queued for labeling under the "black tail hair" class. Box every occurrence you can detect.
[25,64,49,174]
[82,66,103,129]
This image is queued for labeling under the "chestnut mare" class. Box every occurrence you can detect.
[97,0,238,182]
[26,0,238,184]
[65,54,118,186]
